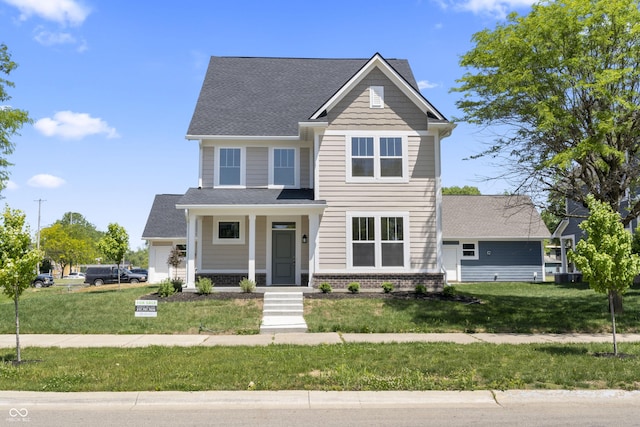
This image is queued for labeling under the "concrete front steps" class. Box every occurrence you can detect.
[260,291,307,334]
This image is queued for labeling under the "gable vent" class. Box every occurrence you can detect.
[370,86,384,109]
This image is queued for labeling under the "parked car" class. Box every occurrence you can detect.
[84,266,147,286]
[63,272,86,279]
[129,268,148,275]
[32,274,55,288]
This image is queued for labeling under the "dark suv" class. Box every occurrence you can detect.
[32,274,55,288]
[84,266,147,286]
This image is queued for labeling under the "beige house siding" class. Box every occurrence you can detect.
[316,116,438,272]
[202,146,215,188]
[200,216,268,270]
[247,147,268,188]
[327,68,428,131]
[300,147,310,188]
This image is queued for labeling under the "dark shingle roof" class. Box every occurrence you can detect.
[177,188,326,206]
[142,194,186,239]
[442,195,551,239]
[186,56,420,137]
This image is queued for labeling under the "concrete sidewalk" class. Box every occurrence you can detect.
[1,332,640,348]
[1,389,640,409]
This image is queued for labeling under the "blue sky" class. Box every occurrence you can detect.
[0,0,536,248]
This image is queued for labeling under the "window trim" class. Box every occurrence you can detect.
[214,147,246,188]
[345,135,408,183]
[268,147,299,189]
[346,212,410,271]
[213,217,246,245]
[460,241,478,260]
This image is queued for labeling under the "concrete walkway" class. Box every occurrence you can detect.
[1,332,640,348]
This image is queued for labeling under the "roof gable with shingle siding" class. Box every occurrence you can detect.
[442,195,551,239]
[186,56,423,137]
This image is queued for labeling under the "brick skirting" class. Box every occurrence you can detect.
[311,273,444,292]
[195,273,267,287]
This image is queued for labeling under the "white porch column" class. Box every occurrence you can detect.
[308,213,320,287]
[186,211,197,289]
[248,214,256,283]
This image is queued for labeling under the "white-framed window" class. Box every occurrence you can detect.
[461,242,478,260]
[215,147,245,187]
[347,212,409,269]
[213,218,245,245]
[269,147,298,188]
[370,85,384,108]
[347,135,407,182]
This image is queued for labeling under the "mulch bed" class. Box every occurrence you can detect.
[141,290,481,304]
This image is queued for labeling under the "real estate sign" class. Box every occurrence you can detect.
[135,299,157,317]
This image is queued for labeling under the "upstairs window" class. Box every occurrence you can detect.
[351,137,374,178]
[217,148,244,187]
[370,86,384,108]
[271,148,296,187]
[347,136,407,182]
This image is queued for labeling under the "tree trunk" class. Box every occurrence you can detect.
[609,291,618,356]
[611,291,623,314]
[14,293,21,363]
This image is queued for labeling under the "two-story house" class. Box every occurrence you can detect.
[142,53,455,290]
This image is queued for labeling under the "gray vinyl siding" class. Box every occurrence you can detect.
[316,133,437,271]
[200,216,267,270]
[460,241,544,282]
[300,147,310,188]
[202,146,215,188]
[327,68,428,131]
[247,147,268,188]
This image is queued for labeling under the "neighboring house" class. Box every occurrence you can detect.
[441,195,550,282]
[553,197,640,276]
[142,194,187,283]
[143,53,455,290]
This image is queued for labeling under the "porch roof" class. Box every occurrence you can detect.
[176,188,326,208]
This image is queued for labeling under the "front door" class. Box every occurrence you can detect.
[272,229,296,284]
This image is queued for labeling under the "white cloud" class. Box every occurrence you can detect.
[5,180,18,190]
[418,80,439,90]
[27,174,66,188]
[34,111,120,140]
[33,26,76,46]
[438,0,535,18]
[2,0,91,26]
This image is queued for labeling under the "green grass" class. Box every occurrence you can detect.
[0,284,262,334]
[2,342,639,391]
[2,280,639,335]
[305,282,640,333]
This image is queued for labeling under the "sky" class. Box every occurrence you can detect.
[0,0,537,249]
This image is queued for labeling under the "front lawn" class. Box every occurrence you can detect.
[0,281,638,335]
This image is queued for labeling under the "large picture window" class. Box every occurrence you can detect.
[348,136,406,181]
[348,213,408,269]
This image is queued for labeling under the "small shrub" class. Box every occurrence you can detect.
[158,279,175,298]
[415,284,427,294]
[319,282,332,293]
[171,279,183,293]
[239,277,256,293]
[381,282,394,293]
[442,285,456,297]
[196,277,214,295]
[347,282,360,294]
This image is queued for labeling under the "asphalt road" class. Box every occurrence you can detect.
[6,405,640,426]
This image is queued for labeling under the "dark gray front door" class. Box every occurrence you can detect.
[272,229,295,284]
